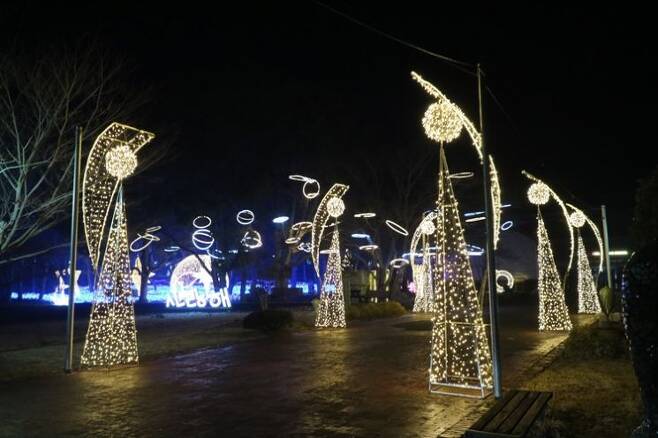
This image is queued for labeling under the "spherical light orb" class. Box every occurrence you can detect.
[420,219,436,235]
[569,211,586,228]
[527,182,550,205]
[327,197,345,218]
[105,145,137,179]
[422,100,463,143]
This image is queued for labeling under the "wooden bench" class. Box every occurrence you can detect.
[464,390,553,437]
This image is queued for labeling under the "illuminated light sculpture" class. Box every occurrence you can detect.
[310,183,349,276]
[495,270,515,293]
[567,205,603,314]
[523,171,575,276]
[297,242,312,253]
[236,209,255,225]
[535,211,573,330]
[428,146,493,396]
[448,171,474,180]
[315,232,347,328]
[412,72,493,397]
[166,255,231,309]
[285,237,301,245]
[412,71,503,250]
[81,123,154,368]
[164,245,180,252]
[327,197,346,218]
[129,226,161,253]
[354,212,376,218]
[241,230,262,249]
[288,174,310,182]
[302,179,321,199]
[358,244,379,251]
[500,221,513,231]
[410,212,438,313]
[385,219,410,236]
[566,203,604,275]
[193,215,212,229]
[272,216,289,224]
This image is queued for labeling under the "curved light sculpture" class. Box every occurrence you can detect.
[82,123,155,270]
[566,203,603,275]
[311,183,349,275]
[412,72,503,249]
[522,171,575,276]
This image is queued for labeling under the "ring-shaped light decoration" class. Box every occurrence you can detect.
[495,270,515,293]
[412,71,503,249]
[319,248,339,255]
[354,212,376,218]
[385,219,409,236]
[324,220,342,228]
[569,211,586,228]
[164,245,180,252]
[302,179,321,199]
[241,230,262,249]
[82,123,155,270]
[359,244,379,252]
[311,183,349,275]
[448,171,474,180]
[327,197,346,218]
[523,171,576,276]
[129,227,161,253]
[285,237,301,245]
[567,203,604,275]
[236,209,255,225]
[527,182,551,205]
[422,100,463,143]
[500,221,513,231]
[289,174,312,182]
[389,258,410,269]
[193,215,212,229]
[291,221,313,233]
[297,242,312,253]
[192,228,214,251]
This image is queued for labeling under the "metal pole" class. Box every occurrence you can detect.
[477,63,502,399]
[601,205,613,289]
[64,126,83,373]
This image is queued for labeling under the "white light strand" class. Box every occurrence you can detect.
[315,232,347,328]
[536,210,572,331]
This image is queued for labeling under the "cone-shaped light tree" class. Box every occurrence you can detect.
[568,208,603,314]
[315,231,347,328]
[529,182,573,331]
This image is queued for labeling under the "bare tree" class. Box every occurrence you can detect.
[0,45,148,302]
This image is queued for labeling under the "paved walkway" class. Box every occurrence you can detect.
[0,302,585,437]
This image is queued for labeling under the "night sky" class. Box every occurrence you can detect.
[2,2,655,249]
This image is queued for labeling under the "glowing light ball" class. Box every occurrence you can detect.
[422,100,463,143]
[105,145,137,179]
[420,219,436,235]
[327,197,345,218]
[527,182,550,205]
[569,211,586,228]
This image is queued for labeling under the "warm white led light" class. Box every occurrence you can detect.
[358,244,379,251]
[576,233,601,314]
[327,197,345,218]
[495,270,515,294]
[389,258,409,269]
[422,101,463,143]
[302,179,321,199]
[285,237,300,245]
[105,145,137,179]
[193,215,212,229]
[129,226,161,253]
[569,211,586,228]
[448,171,474,179]
[527,182,550,205]
[315,232,346,328]
[241,230,262,249]
[354,212,376,218]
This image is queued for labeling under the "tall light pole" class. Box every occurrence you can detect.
[477,64,502,399]
[64,126,83,373]
[601,205,613,289]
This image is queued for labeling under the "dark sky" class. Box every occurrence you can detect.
[2,2,655,249]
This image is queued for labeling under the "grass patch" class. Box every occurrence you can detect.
[346,301,406,321]
[243,309,294,331]
[523,322,642,437]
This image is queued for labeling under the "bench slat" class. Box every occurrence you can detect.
[511,392,553,436]
[496,391,540,434]
[484,391,529,432]
[468,390,519,431]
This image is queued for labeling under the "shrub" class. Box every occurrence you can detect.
[243,309,294,331]
[562,323,628,360]
[346,301,406,321]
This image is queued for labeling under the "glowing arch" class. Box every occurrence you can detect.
[82,123,155,269]
[311,183,349,275]
[411,72,503,248]
[522,171,575,276]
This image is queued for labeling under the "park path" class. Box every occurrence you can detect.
[0,302,577,437]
